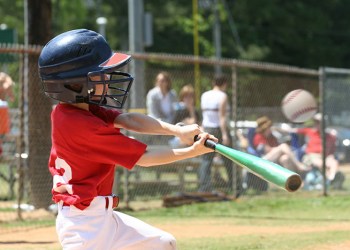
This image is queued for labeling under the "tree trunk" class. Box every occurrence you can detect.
[27,0,52,209]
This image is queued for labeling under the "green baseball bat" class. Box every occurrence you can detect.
[197,137,302,192]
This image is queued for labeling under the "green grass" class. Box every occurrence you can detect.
[0,162,16,199]
[125,192,350,250]
[130,192,350,220]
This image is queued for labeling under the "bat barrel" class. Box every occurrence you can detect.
[214,144,303,192]
[193,136,303,192]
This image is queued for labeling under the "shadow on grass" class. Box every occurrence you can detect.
[0,240,56,245]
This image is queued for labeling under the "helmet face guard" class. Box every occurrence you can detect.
[38,29,133,109]
[87,71,133,109]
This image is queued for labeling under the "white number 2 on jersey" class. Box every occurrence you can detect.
[53,157,73,194]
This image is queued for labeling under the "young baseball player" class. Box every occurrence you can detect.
[38,29,217,250]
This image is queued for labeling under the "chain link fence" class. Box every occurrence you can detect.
[0,45,349,233]
[320,67,350,195]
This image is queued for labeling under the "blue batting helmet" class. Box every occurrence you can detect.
[38,29,133,109]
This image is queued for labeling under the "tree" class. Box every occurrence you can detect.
[227,0,350,68]
[27,0,53,209]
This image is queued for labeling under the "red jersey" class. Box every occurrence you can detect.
[297,127,336,155]
[49,104,147,210]
[253,133,279,149]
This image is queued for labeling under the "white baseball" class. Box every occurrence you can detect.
[281,89,317,123]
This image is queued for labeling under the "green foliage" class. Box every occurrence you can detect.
[2,0,350,68]
[240,44,270,61]
[229,0,350,68]
[0,0,24,42]
[51,0,88,32]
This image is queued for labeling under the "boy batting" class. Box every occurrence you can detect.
[38,29,216,250]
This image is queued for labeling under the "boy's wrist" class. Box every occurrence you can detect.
[173,122,183,137]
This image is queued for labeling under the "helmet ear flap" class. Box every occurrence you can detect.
[64,83,83,93]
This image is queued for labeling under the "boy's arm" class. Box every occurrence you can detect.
[114,112,203,145]
[136,133,215,167]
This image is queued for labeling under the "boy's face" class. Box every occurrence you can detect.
[90,74,110,101]
[87,72,132,108]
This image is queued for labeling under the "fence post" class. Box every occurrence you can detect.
[319,67,328,196]
[231,65,241,196]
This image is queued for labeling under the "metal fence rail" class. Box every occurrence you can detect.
[0,44,349,233]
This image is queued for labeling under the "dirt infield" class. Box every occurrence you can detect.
[1,219,350,250]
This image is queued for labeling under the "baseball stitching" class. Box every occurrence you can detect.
[282,89,303,105]
[290,106,317,122]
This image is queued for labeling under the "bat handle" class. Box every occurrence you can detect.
[194,135,217,150]
[175,123,217,150]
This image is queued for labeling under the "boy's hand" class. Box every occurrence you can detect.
[193,132,217,154]
[176,124,202,145]
[176,124,218,146]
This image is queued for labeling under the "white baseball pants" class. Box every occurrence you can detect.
[56,196,176,250]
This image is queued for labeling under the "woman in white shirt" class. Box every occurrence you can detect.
[199,75,233,192]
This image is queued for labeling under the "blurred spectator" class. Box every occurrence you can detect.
[0,72,15,102]
[173,84,200,126]
[0,72,15,156]
[198,75,233,192]
[291,113,344,189]
[146,71,177,123]
[169,84,201,147]
[253,116,310,174]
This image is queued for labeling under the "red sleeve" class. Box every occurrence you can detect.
[65,126,147,169]
[54,106,147,169]
[87,106,146,168]
[87,126,147,168]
